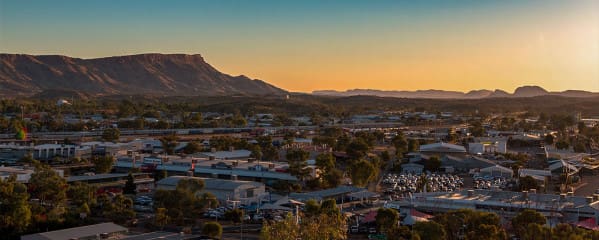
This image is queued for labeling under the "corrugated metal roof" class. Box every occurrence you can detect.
[21,222,127,240]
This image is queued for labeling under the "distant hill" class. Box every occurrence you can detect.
[0,53,286,97]
[313,85,598,99]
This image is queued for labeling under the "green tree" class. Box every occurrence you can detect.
[102,128,120,142]
[250,145,263,160]
[155,207,169,230]
[544,134,555,145]
[182,141,202,154]
[67,182,96,206]
[413,221,446,240]
[261,213,300,240]
[304,199,321,217]
[92,156,114,173]
[29,163,67,207]
[469,121,485,137]
[349,160,376,187]
[153,169,168,182]
[0,176,32,236]
[315,153,335,171]
[521,223,551,240]
[424,156,442,172]
[512,209,547,238]
[160,134,179,155]
[519,176,539,191]
[346,138,371,160]
[322,168,343,188]
[286,149,311,182]
[224,208,244,223]
[203,221,223,239]
[555,140,570,150]
[123,173,136,194]
[392,133,408,156]
[375,208,399,233]
[408,139,420,153]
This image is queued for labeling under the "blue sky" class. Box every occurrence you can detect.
[1,0,597,92]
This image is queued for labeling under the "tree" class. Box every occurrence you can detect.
[203,221,223,239]
[153,169,168,182]
[315,153,335,171]
[261,213,300,240]
[92,156,114,173]
[160,134,178,155]
[304,199,321,217]
[224,208,244,223]
[349,160,376,187]
[469,121,485,137]
[555,140,570,150]
[392,133,408,156]
[413,221,446,240]
[408,139,420,153]
[386,226,419,240]
[123,173,136,194]
[544,134,555,145]
[286,149,311,182]
[67,182,96,206]
[424,156,442,172]
[380,151,391,162]
[512,209,546,238]
[155,207,169,230]
[322,168,343,188]
[29,163,67,207]
[250,145,263,160]
[102,128,120,142]
[0,175,32,236]
[521,223,551,240]
[434,209,506,240]
[346,138,370,160]
[375,208,399,233]
[182,141,202,154]
[519,176,539,191]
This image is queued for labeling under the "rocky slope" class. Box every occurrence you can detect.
[0,53,286,97]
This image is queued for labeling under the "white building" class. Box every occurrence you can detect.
[468,141,507,154]
[32,144,91,160]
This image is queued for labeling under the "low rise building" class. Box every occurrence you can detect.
[397,189,599,225]
[157,176,267,205]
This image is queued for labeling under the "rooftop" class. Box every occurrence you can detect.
[21,222,127,240]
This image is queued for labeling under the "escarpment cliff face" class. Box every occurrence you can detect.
[0,53,286,97]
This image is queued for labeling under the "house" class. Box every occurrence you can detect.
[157,176,267,205]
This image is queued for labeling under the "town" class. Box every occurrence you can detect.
[1,97,598,240]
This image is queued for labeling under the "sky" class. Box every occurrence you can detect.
[1,0,598,93]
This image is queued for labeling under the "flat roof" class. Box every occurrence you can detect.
[21,222,127,240]
[123,231,202,240]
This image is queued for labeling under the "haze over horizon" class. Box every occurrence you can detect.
[1,0,598,93]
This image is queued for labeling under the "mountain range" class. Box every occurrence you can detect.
[0,53,286,97]
[313,86,599,99]
[1,53,597,99]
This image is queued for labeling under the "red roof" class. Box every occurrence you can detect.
[362,210,378,223]
[410,209,433,219]
[575,218,598,230]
